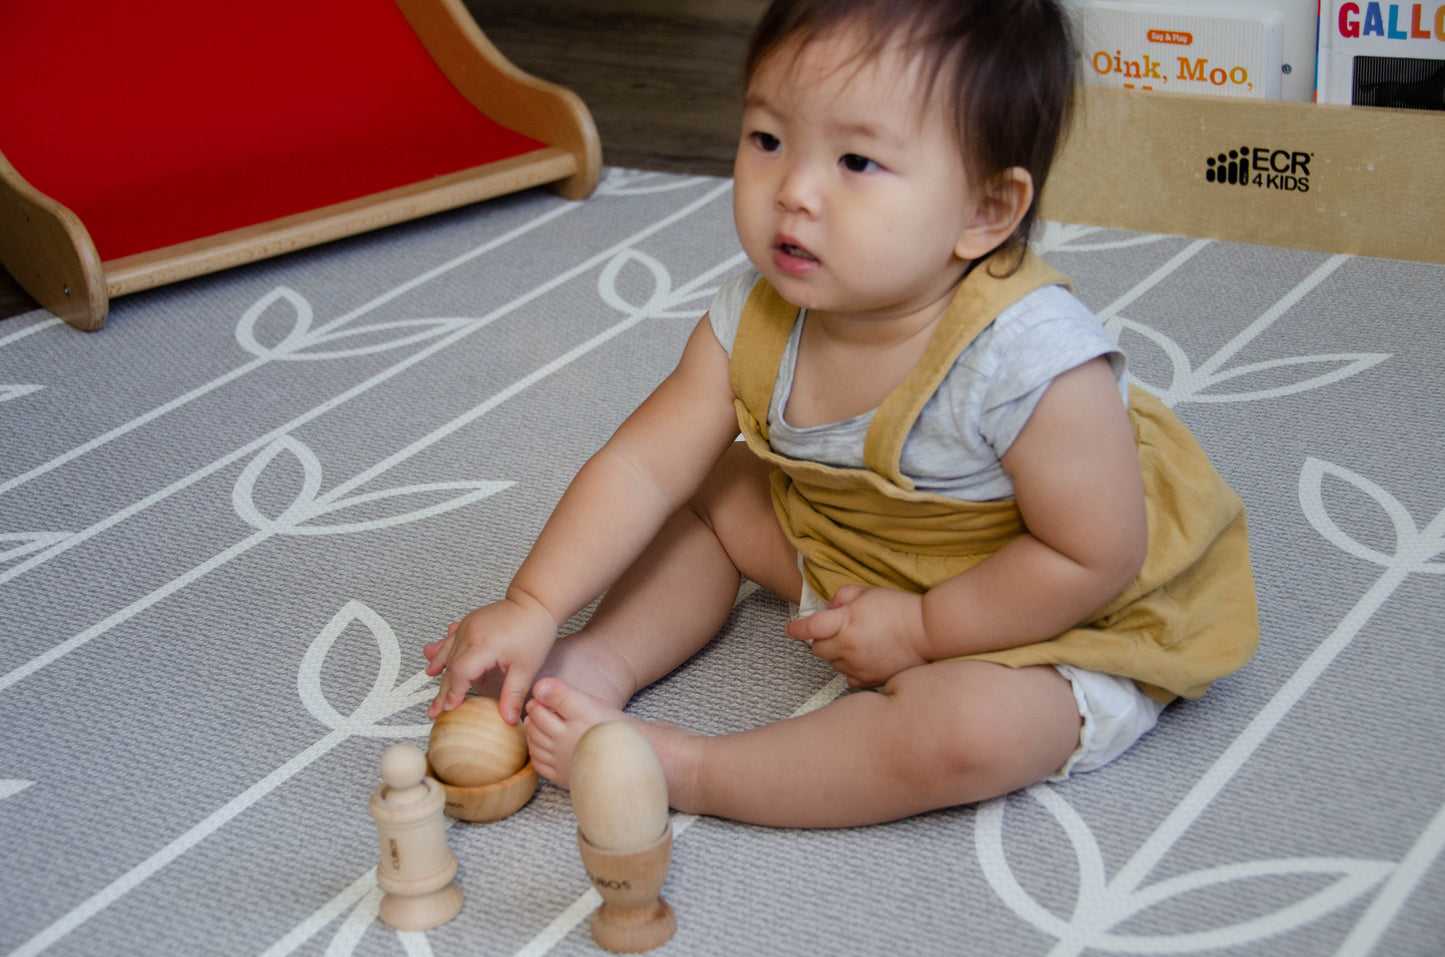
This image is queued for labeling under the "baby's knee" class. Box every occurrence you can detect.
[883,663,1081,792]
[897,697,1003,783]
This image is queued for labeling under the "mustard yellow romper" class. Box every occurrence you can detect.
[729,254,1259,704]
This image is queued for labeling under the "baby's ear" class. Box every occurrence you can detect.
[955,167,1033,261]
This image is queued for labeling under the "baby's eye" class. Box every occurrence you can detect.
[750,131,781,152]
[841,153,879,173]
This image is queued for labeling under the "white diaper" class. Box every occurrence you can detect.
[791,575,1165,780]
[1046,664,1167,781]
[791,575,828,619]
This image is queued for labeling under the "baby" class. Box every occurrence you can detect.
[425,0,1258,828]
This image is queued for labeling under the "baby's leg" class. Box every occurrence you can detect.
[526,659,1081,828]
[503,443,802,711]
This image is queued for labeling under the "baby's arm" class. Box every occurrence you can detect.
[425,317,740,721]
[790,357,1147,684]
[919,356,1147,655]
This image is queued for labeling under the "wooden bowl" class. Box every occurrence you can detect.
[430,756,538,823]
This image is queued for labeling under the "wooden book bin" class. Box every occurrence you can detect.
[0,0,602,331]
[1044,87,1443,268]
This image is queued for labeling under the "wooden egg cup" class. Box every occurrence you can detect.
[576,823,676,953]
[429,756,538,823]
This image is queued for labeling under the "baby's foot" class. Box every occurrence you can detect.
[524,679,698,801]
[523,679,628,788]
[466,630,634,715]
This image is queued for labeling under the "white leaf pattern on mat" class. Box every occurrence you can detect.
[294,602,444,953]
[597,247,726,321]
[235,287,315,358]
[322,885,385,957]
[235,286,471,361]
[1301,457,1445,574]
[597,249,675,316]
[979,458,1445,953]
[321,884,437,957]
[12,601,438,957]
[233,435,512,535]
[979,787,1392,954]
[1113,317,1388,406]
[0,383,42,404]
[270,821,460,957]
[1105,254,1377,409]
[297,600,435,737]
[1097,857,1391,952]
[596,169,716,195]
[976,785,1099,941]
[0,779,34,802]
[278,317,474,361]
[1035,223,1175,253]
[0,531,74,563]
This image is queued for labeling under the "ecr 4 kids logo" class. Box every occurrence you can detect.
[1204,145,1312,192]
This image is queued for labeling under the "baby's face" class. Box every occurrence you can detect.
[733,26,980,324]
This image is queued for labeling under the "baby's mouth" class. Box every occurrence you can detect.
[778,242,818,262]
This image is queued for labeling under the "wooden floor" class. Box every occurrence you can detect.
[0,0,762,321]
[473,0,763,176]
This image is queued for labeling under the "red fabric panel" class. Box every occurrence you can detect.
[0,0,545,261]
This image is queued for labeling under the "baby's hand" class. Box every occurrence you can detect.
[423,594,557,723]
[785,584,928,688]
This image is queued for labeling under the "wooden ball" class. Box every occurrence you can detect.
[571,722,669,852]
[427,697,528,787]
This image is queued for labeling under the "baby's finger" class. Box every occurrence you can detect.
[497,667,533,726]
[426,682,465,720]
[827,584,866,609]
[424,622,460,664]
[423,622,461,668]
[786,607,844,642]
[422,639,453,675]
[428,653,492,718]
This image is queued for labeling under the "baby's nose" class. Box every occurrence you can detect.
[775,162,821,215]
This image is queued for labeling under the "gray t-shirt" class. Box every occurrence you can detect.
[708,269,1128,501]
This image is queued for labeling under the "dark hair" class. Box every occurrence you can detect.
[743,0,1077,266]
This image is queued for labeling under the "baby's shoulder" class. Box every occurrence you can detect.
[959,283,1101,369]
[988,283,1101,344]
[706,268,765,355]
[952,283,1120,398]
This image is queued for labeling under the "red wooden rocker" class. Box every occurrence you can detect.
[0,0,601,331]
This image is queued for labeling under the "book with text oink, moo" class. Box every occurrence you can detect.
[1079,2,1286,99]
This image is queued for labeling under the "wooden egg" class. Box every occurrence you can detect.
[426,697,528,787]
[571,722,669,852]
